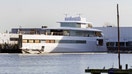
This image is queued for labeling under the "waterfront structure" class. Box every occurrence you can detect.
[0,33,21,53]
[95,27,132,53]
[0,33,18,44]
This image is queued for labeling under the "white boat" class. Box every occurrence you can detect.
[15,16,107,53]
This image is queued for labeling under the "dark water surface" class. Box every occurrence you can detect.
[0,53,132,74]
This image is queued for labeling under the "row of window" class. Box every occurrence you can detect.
[107,42,132,47]
[22,39,86,44]
[14,29,102,37]
[46,30,102,37]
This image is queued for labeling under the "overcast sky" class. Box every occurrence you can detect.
[0,0,132,32]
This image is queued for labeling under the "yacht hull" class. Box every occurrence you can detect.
[21,35,107,54]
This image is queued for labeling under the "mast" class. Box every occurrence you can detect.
[117,4,121,69]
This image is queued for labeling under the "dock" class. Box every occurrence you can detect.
[0,43,22,53]
[85,63,132,74]
[85,68,132,74]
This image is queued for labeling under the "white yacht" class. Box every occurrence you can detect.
[14,16,107,53]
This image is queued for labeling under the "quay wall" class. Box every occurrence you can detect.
[0,33,21,53]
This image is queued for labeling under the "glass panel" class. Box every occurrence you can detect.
[95,32,102,37]
[126,42,132,46]
[97,39,103,46]
[88,31,95,37]
[29,40,34,43]
[63,30,70,36]
[46,40,50,43]
[120,42,125,46]
[76,40,86,43]
[10,38,18,41]
[58,40,86,44]
[22,39,27,43]
[50,40,55,43]
[40,40,46,43]
[35,40,40,43]
[106,42,115,46]
[116,42,125,46]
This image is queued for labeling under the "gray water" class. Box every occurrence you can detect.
[0,53,132,74]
